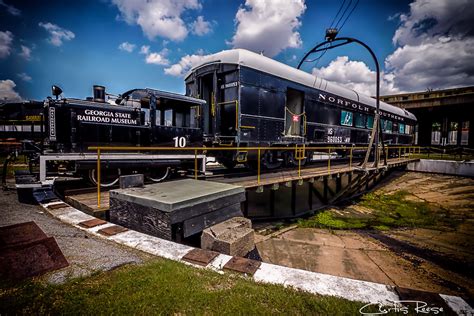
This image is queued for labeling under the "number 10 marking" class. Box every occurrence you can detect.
[173,136,187,147]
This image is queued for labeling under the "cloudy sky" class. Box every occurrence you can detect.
[1,0,473,102]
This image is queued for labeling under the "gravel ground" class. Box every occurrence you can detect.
[0,189,150,284]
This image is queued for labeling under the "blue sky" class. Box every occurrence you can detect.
[1,0,473,102]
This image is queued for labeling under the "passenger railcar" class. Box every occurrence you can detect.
[185,49,417,168]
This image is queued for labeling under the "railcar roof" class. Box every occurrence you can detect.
[123,88,206,104]
[187,49,416,121]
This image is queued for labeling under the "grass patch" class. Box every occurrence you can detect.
[298,190,457,230]
[299,211,368,230]
[0,258,379,315]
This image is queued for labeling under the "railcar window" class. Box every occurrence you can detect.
[393,122,398,134]
[164,109,173,127]
[405,124,411,134]
[399,123,405,134]
[381,119,393,133]
[366,115,374,129]
[354,113,366,128]
[340,110,353,127]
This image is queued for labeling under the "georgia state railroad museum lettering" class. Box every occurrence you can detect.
[77,109,138,125]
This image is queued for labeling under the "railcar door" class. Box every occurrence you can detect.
[199,72,216,136]
[284,88,305,137]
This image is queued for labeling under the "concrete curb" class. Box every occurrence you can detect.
[39,196,473,315]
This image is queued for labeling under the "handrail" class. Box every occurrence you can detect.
[90,144,422,208]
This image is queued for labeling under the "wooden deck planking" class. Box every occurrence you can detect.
[213,158,418,188]
[65,191,109,219]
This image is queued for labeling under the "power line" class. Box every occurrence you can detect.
[338,0,360,31]
[334,0,353,29]
[329,0,346,28]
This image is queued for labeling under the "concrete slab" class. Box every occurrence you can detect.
[109,179,246,240]
[110,179,245,212]
[201,217,254,256]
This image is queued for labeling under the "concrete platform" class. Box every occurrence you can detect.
[109,179,246,240]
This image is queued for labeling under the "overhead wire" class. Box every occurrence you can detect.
[338,0,360,31]
[306,0,360,68]
[329,0,346,28]
[334,0,353,29]
[303,0,347,65]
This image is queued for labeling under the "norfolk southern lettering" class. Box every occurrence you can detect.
[77,109,138,125]
[318,92,405,122]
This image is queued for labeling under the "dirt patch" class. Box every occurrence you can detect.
[256,172,474,299]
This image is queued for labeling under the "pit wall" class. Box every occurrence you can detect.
[407,159,474,177]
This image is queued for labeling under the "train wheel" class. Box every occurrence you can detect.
[147,167,170,182]
[88,168,121,187]
[262,151,282,169]
[221,160,237,170]
[284,151,306,167]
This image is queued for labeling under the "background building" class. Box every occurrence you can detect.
[381,86,474,148]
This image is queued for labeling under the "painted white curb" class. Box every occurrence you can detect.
[39,197,473,314]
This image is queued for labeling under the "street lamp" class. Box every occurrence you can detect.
[297,29,385,168]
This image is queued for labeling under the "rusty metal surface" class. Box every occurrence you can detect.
[0,237,69,280]
[0,222,69,280]
[79,218,107,228]
[223,256,261,275]
[0,221,47,248]
[98,225,128,236]
[182,248,219,266]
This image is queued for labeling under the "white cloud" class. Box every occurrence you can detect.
[0,0,20,16]
[312,0,474,94]
[229,0,306,57]
[164,53,208,77]
[385,37,474,91]
[385,0,474,92]
[392,0,474,47]
[118,41,136,52]
[191,16,212,36]
[17,72,32,82]
[312,56,399,96]
[0,30,13,59]
[145,51,170,66]
[112,0,201,41]
[39,22,75,46]
[0,79,22,102]
[140,45,150,55]
[19,45,32,60]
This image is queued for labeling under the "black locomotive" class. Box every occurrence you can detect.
[1,48,417,184]
[1,85,205,185]
[185,49,417,168]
